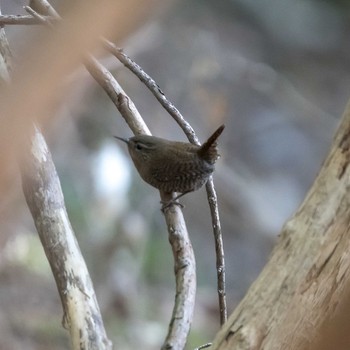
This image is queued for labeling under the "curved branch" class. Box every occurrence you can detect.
[85,54,196,350]
[84,55,150,135]
[21,127,112,349]
[104,41,227,325]
[102,41,199,143]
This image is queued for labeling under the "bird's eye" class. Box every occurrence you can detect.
[135,143,143,151]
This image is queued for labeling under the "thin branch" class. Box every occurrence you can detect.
[102,41,199,144]
[0,14,47,25]
[105,41,227,325]
[24,6,54,26]
[206,178,227,324]
[0,8,12,77]
[194,342,212,350]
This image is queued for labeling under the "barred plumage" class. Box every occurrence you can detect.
[114,125,224,205]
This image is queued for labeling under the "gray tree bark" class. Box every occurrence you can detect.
[211,100,350,349]
[21,127,112,350]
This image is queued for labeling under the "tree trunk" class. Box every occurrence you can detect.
[211,100,350,350]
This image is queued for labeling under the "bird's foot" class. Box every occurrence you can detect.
[160,199,184,212]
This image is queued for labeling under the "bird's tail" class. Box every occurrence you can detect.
[198,124,225,163]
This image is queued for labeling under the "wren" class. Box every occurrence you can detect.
[114,124,224,207]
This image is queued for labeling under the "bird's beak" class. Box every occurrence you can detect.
[113,136,129,144]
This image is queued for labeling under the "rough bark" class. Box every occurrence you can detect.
[160,192,196,350]
[211,100,350,349]
[21,127,112,350]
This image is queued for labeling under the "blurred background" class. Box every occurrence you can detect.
[1,0,350,349]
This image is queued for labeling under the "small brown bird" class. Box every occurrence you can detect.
[114,125,224,207]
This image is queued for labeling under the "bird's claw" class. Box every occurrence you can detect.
[160,200,184,212]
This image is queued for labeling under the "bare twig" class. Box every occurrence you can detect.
[28,2,197,348]
[0,9,12,77]
[194,342,212,350]
[0,0,58,25]
[24,6,54,26]
[206,179,227,324]
[103,41,199,143]
[105,41,227,325]
[0,14,48,25]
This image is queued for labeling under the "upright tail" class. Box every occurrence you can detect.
[197,124,225,163]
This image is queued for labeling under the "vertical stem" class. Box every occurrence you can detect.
[206,178,227,325]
